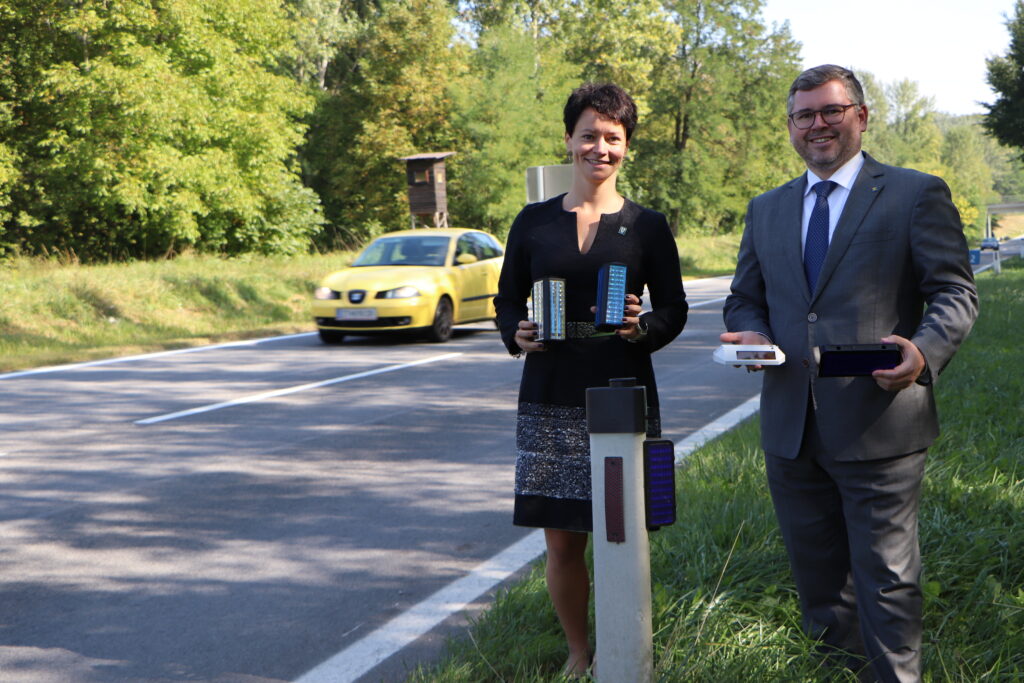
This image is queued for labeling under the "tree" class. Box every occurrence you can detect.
[446,24,575,237]
[984,0,1024,154]
[628,0,802,233]
[556,0,678,97]
[862,73,996,236]
[0,98,17,241]
[458,0,567,42]
[941,122,996,235]
[862,77,944,175]
[303,0,461,248]
[285,0,379,90]
[0,0,323,260]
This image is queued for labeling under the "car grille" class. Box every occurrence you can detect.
[316,317,413,328]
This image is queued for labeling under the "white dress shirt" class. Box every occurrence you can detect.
[801,151,866,257]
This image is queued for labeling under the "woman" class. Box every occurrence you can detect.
[494,83,688,676]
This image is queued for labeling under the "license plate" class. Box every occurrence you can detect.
[336,308,377,321]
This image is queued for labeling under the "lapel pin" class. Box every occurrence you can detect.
[618,225,628,235]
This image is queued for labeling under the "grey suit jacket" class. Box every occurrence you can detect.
[724,153,979,461]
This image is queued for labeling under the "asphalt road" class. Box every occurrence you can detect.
[0,277,763,682]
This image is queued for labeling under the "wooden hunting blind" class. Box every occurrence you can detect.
[400,151,455,228]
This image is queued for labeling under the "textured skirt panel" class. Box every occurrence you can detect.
[514,402,590,501]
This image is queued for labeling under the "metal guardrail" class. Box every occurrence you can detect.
[986,202,1024,212]
[973,238,1023,274]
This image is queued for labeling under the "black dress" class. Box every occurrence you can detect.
[494,195,688,532]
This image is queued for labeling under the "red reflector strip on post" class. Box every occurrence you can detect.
[605,457,625,543]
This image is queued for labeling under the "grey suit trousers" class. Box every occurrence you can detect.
[765,403,926,683]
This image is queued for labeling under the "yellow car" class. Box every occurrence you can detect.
[312,228,505,343]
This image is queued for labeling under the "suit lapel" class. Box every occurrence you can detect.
[811,155,886,303]
[777,176,809,301]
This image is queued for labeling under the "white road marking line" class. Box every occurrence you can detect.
[293,395,762,683]
[0,333,317,380]
[135,352,463,425]
[689,295,727,308]
[674,394,760,465]
[294,531,547,683]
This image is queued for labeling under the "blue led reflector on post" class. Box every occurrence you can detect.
[643,439,676,530]
[595,262,628,331]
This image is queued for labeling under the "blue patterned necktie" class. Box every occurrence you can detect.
[803,180,837,292]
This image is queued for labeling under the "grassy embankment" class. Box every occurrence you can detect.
[408,260,1024,681]
[0,252,353,372]
[0,233,740,373]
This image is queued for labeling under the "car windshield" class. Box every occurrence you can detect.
[352,235,450,267]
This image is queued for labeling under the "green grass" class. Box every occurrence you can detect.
[0,232,741,372]
[676,232,742,279]
[409,260,1024,682]
[0,251,356,371]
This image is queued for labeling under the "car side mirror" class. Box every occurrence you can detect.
[455,253,478,265]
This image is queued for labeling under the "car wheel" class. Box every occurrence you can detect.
[426,297,454,343]
[318,329,346,344]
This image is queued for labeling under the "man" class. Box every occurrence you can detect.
[722,65,978,682]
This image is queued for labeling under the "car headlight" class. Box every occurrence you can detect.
[378,286,421,299]
[314,286,341,300]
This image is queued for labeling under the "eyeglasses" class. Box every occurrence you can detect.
[788,103,859,129]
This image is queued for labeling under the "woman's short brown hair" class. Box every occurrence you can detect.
[564,83,638,141]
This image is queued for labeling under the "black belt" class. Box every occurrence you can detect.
[565,321,617,339]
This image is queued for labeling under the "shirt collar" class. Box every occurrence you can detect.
[804,151,865,196]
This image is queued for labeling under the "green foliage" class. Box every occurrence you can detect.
[626,0,803,234]
[556,0,678,97]
[0,0,323,261]
[864,78,944,172]
[987,143,1024,199]
[0,103,17,232]
[984,0,1024,155]
[0,250,354,371]
[864,73,1004,237]
[303,0,460,249]
[445,24,573,238]
[1,0,1012,260]
[285,0,373,90]
[941,122,997,236]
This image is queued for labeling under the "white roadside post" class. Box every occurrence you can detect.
[586,377,653,683]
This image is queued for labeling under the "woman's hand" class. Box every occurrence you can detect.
[617,294,644,340]
[515,320,545,352]
[589,294,645,340]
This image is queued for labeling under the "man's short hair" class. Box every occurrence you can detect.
[787,65,866,114]
[564,83,638,141]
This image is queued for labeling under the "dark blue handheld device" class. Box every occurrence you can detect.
[644,439,676,530]
[594,262,628,331]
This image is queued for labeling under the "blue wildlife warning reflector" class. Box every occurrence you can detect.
[595,262,628,331]
[644,439,676,530]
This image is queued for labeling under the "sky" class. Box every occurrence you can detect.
[759,0,1018,116]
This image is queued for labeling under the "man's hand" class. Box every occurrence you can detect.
[872,335,925,391]
[515,320,545,352]
[719,330,772,371]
